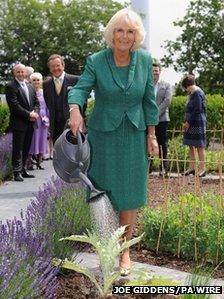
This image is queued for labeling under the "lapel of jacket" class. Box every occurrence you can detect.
[49,78,56,104]
[15,80,30,106]
[156,81,163,100]
[61,73,68,99]
[126,50,137,91]
[106,49,123,89]
[27,83,33,107]
[106,48,137,91]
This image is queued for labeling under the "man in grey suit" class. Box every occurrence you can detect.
[153,61,172,175]
[43,54,80,143]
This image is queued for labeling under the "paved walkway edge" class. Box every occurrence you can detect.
[74,252,224,299]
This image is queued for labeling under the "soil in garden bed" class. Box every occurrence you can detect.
[148,175,223,207]
[57,272,176,299]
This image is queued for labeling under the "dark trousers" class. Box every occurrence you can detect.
[155,121,169,171]
[12,124,34,174]
[52,119,67,144]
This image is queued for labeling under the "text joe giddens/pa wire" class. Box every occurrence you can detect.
[112,286,222,295]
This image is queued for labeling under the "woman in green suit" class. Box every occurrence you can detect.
[68,8,159,275]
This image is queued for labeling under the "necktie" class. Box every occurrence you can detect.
[21,82,30,103]
[54,78,62,95]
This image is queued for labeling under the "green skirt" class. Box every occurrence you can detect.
[87,118,148,211]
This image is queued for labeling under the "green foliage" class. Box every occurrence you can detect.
[54,226,148,297]
[206,150,224,172]
[139,192,224,265]
[166,136,224,173]
[168,96,186,131]
[86,98,95,123]
[162,0,224,94]
[0,0,124,82]
[0,103,9,135]
[169,94,224,131]
[167,135,189,172]
[181,267,213,299]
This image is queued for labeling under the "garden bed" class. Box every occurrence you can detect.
[57,272,175,299]
[56,176,223,298]
[148,175,222,206]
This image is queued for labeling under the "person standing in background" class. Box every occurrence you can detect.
[25,66,34,82]
[182,74,207,177]
[5,63,39,181]
[25,65,36,169]
[152,61,172,175]
[43,54,79,143]
[29,72,49,169]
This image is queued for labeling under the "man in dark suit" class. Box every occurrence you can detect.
[43,54,80,143]
[153,61,172,175]
[5,63,39,181]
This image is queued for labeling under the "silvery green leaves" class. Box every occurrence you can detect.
[58,226,145,298]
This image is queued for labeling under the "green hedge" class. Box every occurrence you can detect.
[169,94,224,131]
[0,103,9,135]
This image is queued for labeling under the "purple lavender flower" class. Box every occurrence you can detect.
[26,177,90,259]
[0,173,90,298]
[0,218,58,299]
[0,133,12,181]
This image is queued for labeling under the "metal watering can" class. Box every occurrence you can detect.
[53,129,119,237]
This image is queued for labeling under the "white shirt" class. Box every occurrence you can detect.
[154,79,161,97]
[53,71,65,84]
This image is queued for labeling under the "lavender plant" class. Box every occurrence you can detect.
[0,176,91,298]
[0,218,58,299]
[26,177,91,259]
[0,133,12,181]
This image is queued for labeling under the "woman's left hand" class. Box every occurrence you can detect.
[147,136,159,156]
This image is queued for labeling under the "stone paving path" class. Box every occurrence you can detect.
[0,162,224,298]
[75,252,224,299]
[0,159,56,222]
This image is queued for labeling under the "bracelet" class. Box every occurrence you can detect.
[148,134,157,139]
[69,106,80,112]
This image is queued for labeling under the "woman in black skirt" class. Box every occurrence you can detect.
[182,74,206,177]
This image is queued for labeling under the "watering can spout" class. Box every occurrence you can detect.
[75,170,105,202]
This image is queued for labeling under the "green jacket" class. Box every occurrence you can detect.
[68,48,158,132]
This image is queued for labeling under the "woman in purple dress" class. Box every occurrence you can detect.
[29,72,49,169]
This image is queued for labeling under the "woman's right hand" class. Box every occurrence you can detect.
[182,121,190,132]
[68,106,84,136]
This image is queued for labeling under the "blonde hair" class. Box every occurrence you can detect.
[47,54,65,67]
[104,8,145,51]
[30,72,43,81]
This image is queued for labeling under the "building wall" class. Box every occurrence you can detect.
[131,0,150,51]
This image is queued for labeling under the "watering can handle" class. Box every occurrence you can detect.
[75,131,83,161]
